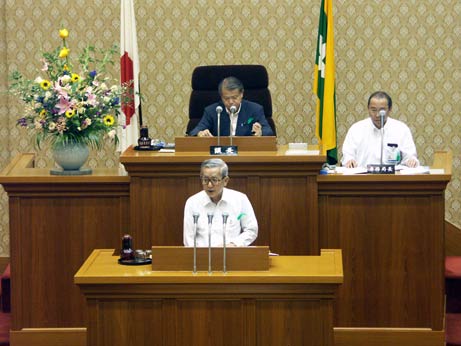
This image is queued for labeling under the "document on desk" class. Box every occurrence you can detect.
[335,166,368,175]
[399,166,431,174]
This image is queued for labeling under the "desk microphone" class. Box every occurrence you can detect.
[207,212,214,274]
[192,212,199,273]
[379,110,386,165]
[229,106,237,146]
[216,106,223,146]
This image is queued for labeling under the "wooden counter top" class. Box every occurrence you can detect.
[74,248,343,285]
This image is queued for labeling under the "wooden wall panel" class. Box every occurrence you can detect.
[10,194,129,329]
[175,300,243,346]
[256,299,334,346]
[94,300,163,345]
[318,175,448,332]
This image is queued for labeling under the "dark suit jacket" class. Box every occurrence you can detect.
[188,100,274,136]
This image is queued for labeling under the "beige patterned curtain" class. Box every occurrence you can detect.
[1,0,460,255]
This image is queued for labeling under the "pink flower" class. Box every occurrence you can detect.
[86,92,97,106]
[56,97,74,115]
[53,81,69,98]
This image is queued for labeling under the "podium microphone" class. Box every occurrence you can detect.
[207,212,214,274]
[216,106,223,146]
[229,105,237,146]
[222,212,229,273]
[379,110,386,165]
[192,212,200,273]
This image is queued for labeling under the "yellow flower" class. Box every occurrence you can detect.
[59,28,69,39]
[63,64,69,71]
[59,47,70,58]
[65,109,75,118]
[40,80,51,90]
[71,73,80,82]
[103,114,115,126]
[39,109,47,118]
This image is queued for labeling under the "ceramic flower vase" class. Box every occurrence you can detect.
[50,140,92,175]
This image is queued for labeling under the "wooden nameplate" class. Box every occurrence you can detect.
[151,246,270,271]
[175,136,277,152]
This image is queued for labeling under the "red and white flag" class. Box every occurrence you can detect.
[119,0,140,152]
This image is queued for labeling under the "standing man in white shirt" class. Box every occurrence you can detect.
[183,158,258,247]
[341,91,419,168]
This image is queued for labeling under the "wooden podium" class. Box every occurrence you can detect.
[75,248,343,346]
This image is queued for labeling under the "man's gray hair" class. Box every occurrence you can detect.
[201,158,229,177]
[218,76,244,96]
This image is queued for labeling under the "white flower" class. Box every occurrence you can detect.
[60,75,71,84]
[34,76,43,83]
[108,129,116,139]
[48,122,56,131]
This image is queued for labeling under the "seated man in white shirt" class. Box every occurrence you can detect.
[341,91,419,168]
[183,158,258,247]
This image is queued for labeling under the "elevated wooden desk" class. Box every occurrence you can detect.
[120,142,325,255]
[75,249,343,346]
[318,167,451,345]
[0,154,130,341]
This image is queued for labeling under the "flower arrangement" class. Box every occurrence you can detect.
[9,28,127,149]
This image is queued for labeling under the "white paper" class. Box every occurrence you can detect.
[284,149,319,156]
[399,166,430,175]
[335,166,368,175]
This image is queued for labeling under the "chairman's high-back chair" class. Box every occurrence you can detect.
[186,65,276,135]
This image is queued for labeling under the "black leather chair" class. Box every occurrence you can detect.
[186,65,276,135]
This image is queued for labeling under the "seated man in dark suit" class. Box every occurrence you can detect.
[188,76,274,137]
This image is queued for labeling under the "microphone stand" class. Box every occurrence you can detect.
[216,106,222,146]
[207,212,214,274]
[222,212,229,273]
[229,106,237,147]
[379,111,385,165]
[192,212,199,273]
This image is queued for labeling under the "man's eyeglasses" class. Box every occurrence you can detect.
[200,176,223,185]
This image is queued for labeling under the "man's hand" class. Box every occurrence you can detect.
[198,129,213,137]
[345,159,358,168]
[252,122,262,136]
[405,158,418,168]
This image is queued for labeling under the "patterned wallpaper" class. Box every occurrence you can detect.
[0,0,460,256]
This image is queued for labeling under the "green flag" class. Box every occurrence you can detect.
[313,0,337,165]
